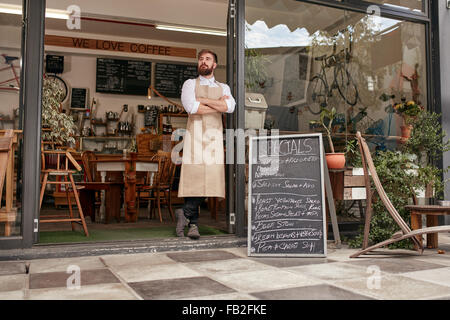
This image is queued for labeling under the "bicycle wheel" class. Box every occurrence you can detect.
[46,74,69,103]
[334,66,358,106]
[307,75,328,115]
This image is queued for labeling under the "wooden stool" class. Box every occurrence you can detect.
[39,149,89,236]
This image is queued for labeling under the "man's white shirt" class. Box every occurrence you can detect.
[181,75,236,114]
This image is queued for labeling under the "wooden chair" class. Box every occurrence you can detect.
[137,151,176,222]
[0,130,14,236]
[77,151,122,223]
[39,148,89,236]
[350,131,450,258]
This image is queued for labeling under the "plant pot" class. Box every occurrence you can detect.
[400,125,413,139]
[325,153,346,169]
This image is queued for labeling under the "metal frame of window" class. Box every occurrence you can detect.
[234,0,439,237]
[301,0,429,21]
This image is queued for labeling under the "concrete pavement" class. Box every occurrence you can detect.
[1,234,450,300]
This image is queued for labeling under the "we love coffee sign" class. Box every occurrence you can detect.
[45,35,197,59]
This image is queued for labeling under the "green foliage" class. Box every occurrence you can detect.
[393,100,424,119]
[404,111,450,165]
[245,48,271,91]
[42,77,75,145]
[344,138,361,167]
[310,107,337,153]
[348,151,415,249]
[348,110,449,249]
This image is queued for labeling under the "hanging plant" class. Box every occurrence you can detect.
[42,76,75,146]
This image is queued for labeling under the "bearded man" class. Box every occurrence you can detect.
[175,49,235,239]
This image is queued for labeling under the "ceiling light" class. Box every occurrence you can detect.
[156,24,226,37]
[0,3,70,19]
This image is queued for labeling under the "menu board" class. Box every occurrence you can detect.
[70,88,89,109]
[154,63,198,98]
[248,133,327,257]
[46,55,64,74]
[96,58,151,95]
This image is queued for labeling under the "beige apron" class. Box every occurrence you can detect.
[178,77,225,198]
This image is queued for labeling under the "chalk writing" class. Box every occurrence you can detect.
[248,135,326,256]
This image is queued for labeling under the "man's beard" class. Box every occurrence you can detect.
[198,65,213,76]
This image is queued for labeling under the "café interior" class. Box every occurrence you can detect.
[0,0,428,244]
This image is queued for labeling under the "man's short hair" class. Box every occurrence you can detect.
[198,49,218,64]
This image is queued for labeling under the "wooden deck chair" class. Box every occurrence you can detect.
[350,131,450,258]
[0,130,14,235]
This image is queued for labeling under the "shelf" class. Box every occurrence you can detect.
[160,113,188,117]
[70,108,89,112]
[80,136,133,141]
[91,121,106,126]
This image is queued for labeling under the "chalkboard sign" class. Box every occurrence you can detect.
[96,58,151,95]
[154,63,197,98]
[70,88,89,109]
[248,133,327,257]
[46,55,64,74]
[144,106,159,127]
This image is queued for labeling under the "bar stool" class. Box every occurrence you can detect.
[39,148,89,236]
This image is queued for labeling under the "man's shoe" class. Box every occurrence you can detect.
[187,224,200,240]
[175,209,188,237]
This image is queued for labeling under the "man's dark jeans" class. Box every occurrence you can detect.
[183,197,205,226]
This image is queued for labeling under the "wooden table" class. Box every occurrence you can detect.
[406,205,450,248]
[92,153,158,222]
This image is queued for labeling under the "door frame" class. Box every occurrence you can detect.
[0,0,45,249]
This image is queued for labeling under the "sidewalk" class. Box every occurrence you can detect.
[0,234,450,300]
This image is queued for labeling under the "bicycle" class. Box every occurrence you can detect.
[0,54,20,92]
[1,53,69,103]
[307,36,359,115]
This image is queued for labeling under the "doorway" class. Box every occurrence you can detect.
[37,0,234,245]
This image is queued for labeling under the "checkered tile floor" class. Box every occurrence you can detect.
[1,235,450,300]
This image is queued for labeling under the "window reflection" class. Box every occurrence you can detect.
[363,0,425,13]
[0,8,23,237]
[245,1,427,152]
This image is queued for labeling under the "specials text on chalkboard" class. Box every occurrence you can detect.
[96,58,151,96]
[154,63,197,98]
[248,133,327,257]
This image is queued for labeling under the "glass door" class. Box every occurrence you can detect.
[0,1,24,247]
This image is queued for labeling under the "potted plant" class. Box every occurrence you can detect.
[310,107,346,169]
[393,98,424,138]
[42,76,76,147]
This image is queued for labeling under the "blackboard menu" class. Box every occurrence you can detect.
[248,133,327,257]
[144,106,158,127]
[96,58,151,95]
[46,55,64,74]
[154,63,197,98]
[70,88,88,109]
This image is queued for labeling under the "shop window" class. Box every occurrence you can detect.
[245,0,428,153]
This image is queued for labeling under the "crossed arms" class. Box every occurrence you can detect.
[180,79,236,115]
[196,96,230,115]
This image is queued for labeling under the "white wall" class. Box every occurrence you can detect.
[45,29,226,135]
[0,22,227,139]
